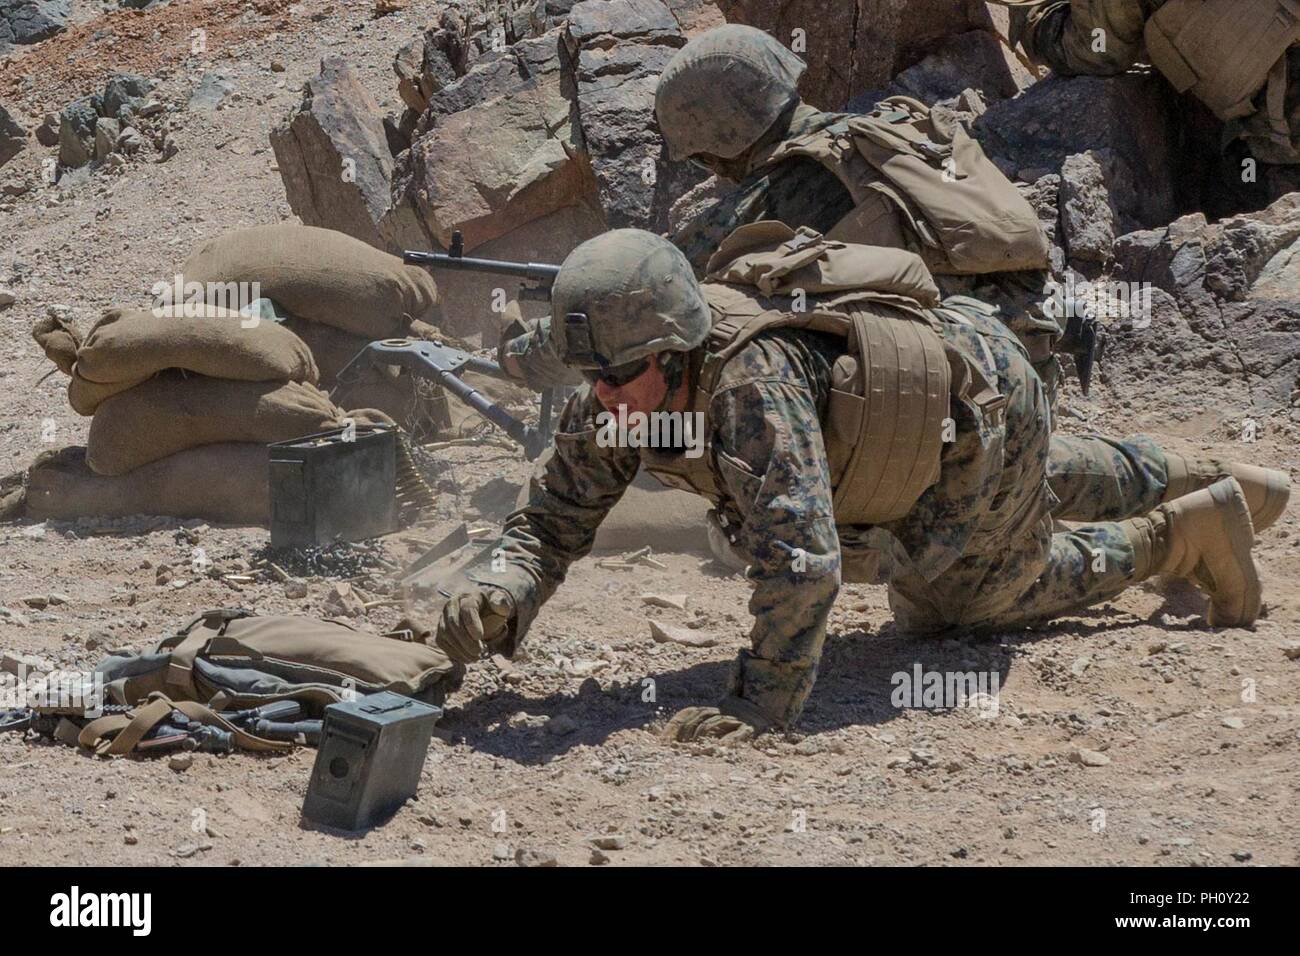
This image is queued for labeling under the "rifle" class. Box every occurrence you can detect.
[331,230,562,460]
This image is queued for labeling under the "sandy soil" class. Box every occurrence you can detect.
[0,0,1297,867]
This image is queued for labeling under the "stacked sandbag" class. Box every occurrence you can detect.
[86,376,348,476]
[179,223,456,436]
[40,306,320,416]
[181,223,440,339]
[24,305,351,526]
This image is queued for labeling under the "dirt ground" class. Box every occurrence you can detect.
[1,1,1298,867]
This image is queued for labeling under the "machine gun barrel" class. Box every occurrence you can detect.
[403,230,560,302]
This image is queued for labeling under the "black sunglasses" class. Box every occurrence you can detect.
[581,356,652,388]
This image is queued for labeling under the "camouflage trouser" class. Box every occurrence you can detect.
[1047,432,1170,521]
[888,513,1139,634]
[887,342,1149,634]
[1012,0,1155,76]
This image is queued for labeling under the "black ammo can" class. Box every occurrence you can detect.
[269,425,397,548]
[302,692,442,831]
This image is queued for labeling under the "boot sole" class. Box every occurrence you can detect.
[1205,479,1261,627]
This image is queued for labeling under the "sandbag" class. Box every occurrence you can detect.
[32,314,82,376]
[86,376,345,476]
[23,444,270,525]
[68,306,318,415]
[182,224,440,339]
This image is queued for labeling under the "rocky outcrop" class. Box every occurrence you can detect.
[384,28,593,257]
[563,0,702,233]
[0,0,69,51]
[1101,196,1300,413]
[716,0,986,110]
[271,58,396,250]
[0,103,25,169]
[974,74,1182,234]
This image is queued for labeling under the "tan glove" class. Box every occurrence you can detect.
[436,584,515,664]
[663,696,774,745]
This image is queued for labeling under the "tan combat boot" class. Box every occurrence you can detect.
[1164,453,1291,531]
[1124,477,1261,627]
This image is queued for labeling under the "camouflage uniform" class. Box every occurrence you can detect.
[470,302,1143,729]
[1007,0,1300,164]
[1007,0,1159,77]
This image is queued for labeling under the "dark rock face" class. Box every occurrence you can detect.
[0,0,70,50]
[270,57,396,251]
[563,0,703,233]
[1105,197,1300,412]
[715,0,983,110]
[974,73,1182,233]
[0,102,25,168]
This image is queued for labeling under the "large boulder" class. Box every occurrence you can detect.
[0,0,70,50]
[879,29,1036,107]
[58,97,99,170]
[271,57,395,250]
[1059,151,1120,265]
[715,0,985,110]
[563,0,703,233]
[0,103,25,168]
[384,29,593,256]
[1102,196,1300,412]
[974,73,1182,233]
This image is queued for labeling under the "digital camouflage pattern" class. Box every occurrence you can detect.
[467,299,1147,731]
[549,230,711,370]
[1005,0,1159,77]
[655,24,807,162]
[1006,0,1300,164]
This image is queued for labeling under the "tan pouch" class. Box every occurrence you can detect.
[843,98,1050,275]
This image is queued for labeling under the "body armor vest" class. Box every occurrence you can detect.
[638,225,1005,527]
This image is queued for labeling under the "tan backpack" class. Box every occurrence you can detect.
[759,97,1050,276]
[1145,0,1300,137]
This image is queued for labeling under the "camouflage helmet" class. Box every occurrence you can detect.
[550,229,711,370]
[655,24,807,162]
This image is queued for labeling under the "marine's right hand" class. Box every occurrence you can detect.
[435,584,515,664]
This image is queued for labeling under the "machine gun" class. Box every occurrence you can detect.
[330,229,564,461]
[402,229,560,302]
[331,339,554,461]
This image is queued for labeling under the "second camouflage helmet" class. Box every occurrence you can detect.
[550,229,712,370]
[655,24,807,162]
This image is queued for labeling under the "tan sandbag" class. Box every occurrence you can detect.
[24,444,270,525]
[281,316,372,383]
[86,376,344,476]
[281,316,456,436]
[181,224,440,339]
[68,307,319,415]
[32,315,82,376]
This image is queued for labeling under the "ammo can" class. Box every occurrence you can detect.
[302,692,442,831]
[269,425,397,548]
